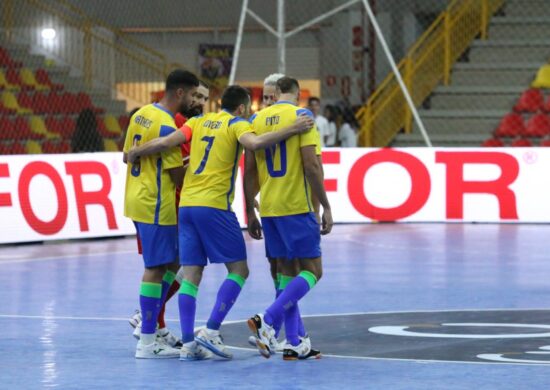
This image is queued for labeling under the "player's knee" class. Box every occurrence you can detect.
[314,268,323,282]
[227,260,249,280]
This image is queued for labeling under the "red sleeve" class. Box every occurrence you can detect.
[179,124,192,143]
[175,113,187,128]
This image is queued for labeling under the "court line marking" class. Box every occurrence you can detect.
[0,250,137,265]
[4,309,550,366]
[4,308,550,322]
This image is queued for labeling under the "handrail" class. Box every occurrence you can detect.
[358,0,504,147]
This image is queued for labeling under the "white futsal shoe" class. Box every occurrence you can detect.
[282,339,312,361]
[135,339,180,359]
[247,314,277,358]
[195,328,233,359]
[157,327,184,348]
[179,341,213,361]
[247,335,286,353]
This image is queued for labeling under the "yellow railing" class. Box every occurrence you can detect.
[1,0,192,108]
[357,0,504,147]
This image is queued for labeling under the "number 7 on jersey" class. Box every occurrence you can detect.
[194,136,215,174]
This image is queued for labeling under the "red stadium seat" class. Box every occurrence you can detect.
[540,138,550,147]
[45,116,61,135]
[510,138,533,147]
[17,91,33,110]
[0,100,16,115]
[495,113,524,137]
[514,88,544,113]
[32,92,50,114]
[61,92,80,114]
[523,113,550,137]
[481,137,505,147]
[42,139,71,154]
[6,68,27,90]
[13,117,40,140]
[76,92,104,114]
[97,117,117,138]
[0,117,15,140]
[6,141,27,154]
[35,69,63,91]
[118,115,130,131]
[0,47,22,68]
[58,116,76,138]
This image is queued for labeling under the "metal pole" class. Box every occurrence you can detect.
[361,0,432,147]
[277,0,285,74]
[229,0,249,85]
[247,9,278,37]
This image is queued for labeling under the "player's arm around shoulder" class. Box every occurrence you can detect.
[239,114,314,151]
[301,145,333,235]
[127,125,192,164]
[167,166,185,188]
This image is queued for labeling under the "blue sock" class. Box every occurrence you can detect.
[273,288,284,337]
[206,273,245,330]
[285,304,300,346]
[264,271,317,328]
[139,282,162,336]
[178,280,198,343]
[159,270,176,320]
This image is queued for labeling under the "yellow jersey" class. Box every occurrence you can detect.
[180,110,254,211]
[123,103,183,225]
[250,101,319,217]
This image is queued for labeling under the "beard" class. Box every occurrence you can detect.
[179,104,203,118]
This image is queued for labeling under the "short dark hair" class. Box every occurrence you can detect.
[221,85,250,111]
[276,77,299,94]
[308,97,320,105]
[198,79,210,89]
[165,69,199,92]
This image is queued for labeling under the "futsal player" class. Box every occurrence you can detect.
[127,85,314,360]
[244,77,333,360]
[245,73,322,355]
[123,69,199,359]
[128,80,210,348]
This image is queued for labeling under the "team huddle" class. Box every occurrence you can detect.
[123,69,332,361]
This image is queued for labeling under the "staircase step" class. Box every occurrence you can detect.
[450,68,536,87]
[469,43,550,64]
[430,92,519,111]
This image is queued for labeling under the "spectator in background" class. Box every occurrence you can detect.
[308,97,329,147]
[338,108,358,147]
[323,104,338,147]
[71,108,104,153]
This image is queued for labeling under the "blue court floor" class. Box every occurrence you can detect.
[2,224,550,389]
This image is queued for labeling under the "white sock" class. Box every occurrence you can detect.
[206,328,220,337]
[140,333,155,345]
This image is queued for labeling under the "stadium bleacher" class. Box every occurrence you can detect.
[0,43,128,154]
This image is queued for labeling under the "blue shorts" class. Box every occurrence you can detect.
[133,222,178,268]
[178,206,246,266]
[261,213,321,260]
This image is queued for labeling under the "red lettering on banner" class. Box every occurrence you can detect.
[348,149,431,221]
[18,161,68,235]
[0,163,12,207]
[65,161,118,231]
[322,151,340,191]
[436,152,519,219]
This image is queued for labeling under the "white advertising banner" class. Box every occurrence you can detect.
[0,148,548,244]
